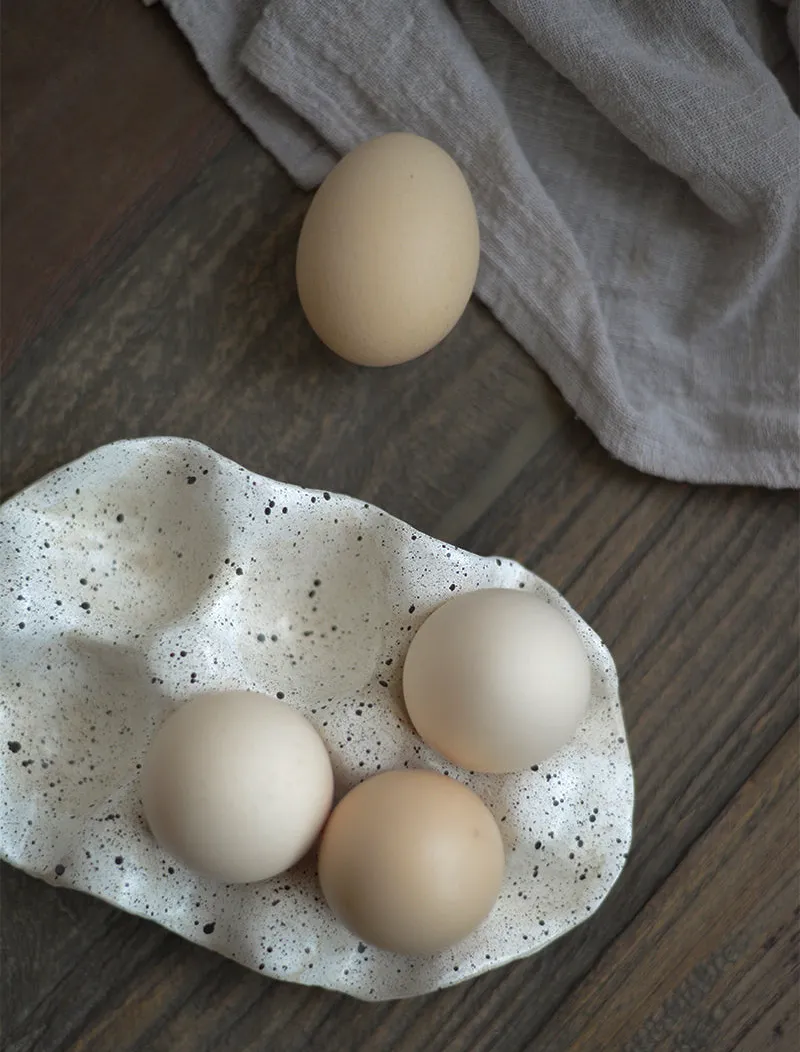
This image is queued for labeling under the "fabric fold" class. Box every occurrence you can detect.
[162,0,800,487]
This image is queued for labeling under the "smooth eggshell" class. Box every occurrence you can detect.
[296,132,480,367]
[141,691,334,883]
[403,590,591,773]
[318,769,505,955]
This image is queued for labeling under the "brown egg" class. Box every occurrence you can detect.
[296,133,480,367]
[318,769,504,955]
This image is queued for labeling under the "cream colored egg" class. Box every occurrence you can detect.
[318,769,504,955]
[296,132,480,367]
[403,590,591,774]
[141,691,334,884]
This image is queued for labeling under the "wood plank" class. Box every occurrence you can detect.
[0,0,239,371]
[529,722,799,1052]
[0,863,121,1042]
[3,6,796,1043]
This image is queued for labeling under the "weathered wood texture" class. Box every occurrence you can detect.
[2,4,798,1051]
[531,725,799,1052]
[0,0,237,372]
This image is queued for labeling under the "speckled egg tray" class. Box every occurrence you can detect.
[1,437,634,1001]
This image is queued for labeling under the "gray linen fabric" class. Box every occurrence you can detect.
[161,0,800,487]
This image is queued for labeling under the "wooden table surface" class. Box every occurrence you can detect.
[2,4,798,1051]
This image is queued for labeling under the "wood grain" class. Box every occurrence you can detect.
[531,722,799,1052]
[2,3,798,1050]
[0,0,238,371]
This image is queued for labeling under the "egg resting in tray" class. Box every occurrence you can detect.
[0,437,633,1000]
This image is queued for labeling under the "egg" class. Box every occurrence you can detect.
[318,769,504,955]
[296,132,480,367]
[403,590,591,774]
[141,691,334,884]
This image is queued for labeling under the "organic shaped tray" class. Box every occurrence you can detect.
[0,438,633,1000]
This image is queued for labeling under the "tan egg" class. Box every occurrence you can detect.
[318,769,504,955]
[403,590,591,774]
[296,133,480,367]
[141,691,334,884]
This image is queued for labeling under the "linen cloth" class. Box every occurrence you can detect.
[159,0,800,486]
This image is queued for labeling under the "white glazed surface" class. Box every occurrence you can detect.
[0,437,634,1000]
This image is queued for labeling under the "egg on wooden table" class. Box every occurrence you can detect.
[141,691,334,884]
[296,132,480,367]
[403,589,592,774]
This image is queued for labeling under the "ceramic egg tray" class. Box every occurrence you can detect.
[0,438,634,1000]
